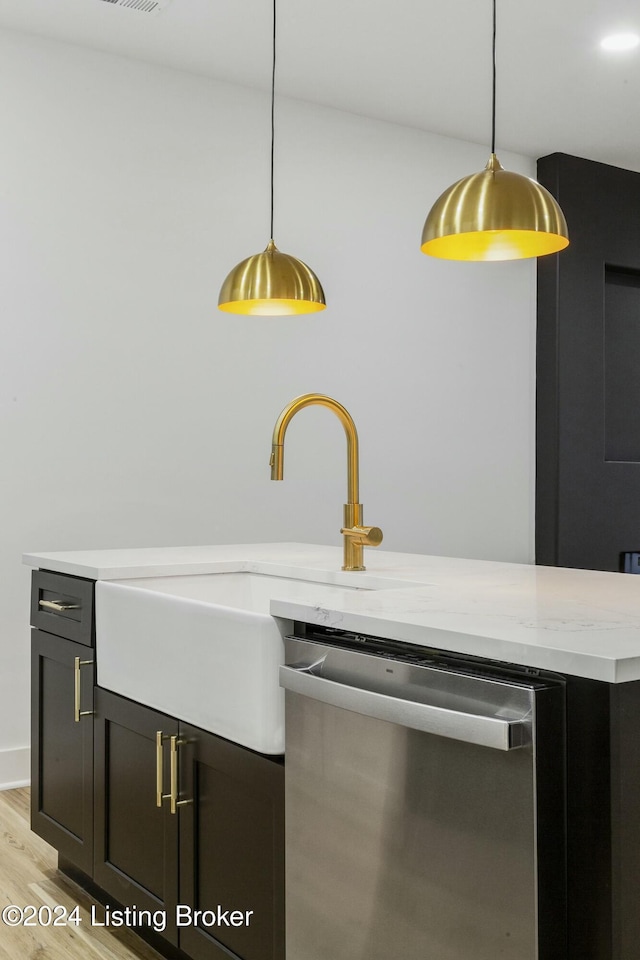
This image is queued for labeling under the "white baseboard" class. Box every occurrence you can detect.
[0,746,30,791]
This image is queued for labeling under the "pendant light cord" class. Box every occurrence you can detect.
[270,0,276,240]
[491,0,496,155]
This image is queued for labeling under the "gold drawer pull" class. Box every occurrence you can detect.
[156,731,171,808]
[169,735,192,815]
[39,599,81,612]
[73,657,94,723]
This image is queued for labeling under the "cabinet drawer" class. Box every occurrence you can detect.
[31,570,94,646]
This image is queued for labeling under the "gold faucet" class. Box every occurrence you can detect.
[270,394,383,571]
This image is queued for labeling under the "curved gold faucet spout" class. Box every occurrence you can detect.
[269,393,382,571]
[270,394,360,504]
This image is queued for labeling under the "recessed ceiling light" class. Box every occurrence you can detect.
[600,33,640,52]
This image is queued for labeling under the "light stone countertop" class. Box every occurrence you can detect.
[23,542,640,683]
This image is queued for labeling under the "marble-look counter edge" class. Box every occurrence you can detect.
[23,542,640,683]
[22,543,342,581]
[269,598,634,683]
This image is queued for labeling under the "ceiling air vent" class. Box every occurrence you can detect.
[98,0,174,14]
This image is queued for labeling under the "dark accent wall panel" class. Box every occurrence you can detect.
[604,266,640,462]
[536,153,640,571]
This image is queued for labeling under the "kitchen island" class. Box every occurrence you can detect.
[24,542,640,960]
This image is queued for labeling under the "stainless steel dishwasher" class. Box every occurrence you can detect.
[280,625,566,960]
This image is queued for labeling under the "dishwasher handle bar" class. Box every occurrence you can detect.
[279,664,529,751]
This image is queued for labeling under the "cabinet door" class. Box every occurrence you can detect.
[179,724,285,960]
[31,629,95,875]
[93,688,179,946]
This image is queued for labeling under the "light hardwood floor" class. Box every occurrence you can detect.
[0,788,162,960]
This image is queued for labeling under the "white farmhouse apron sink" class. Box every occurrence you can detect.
[95,571,378,754]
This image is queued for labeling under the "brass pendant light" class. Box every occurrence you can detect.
[421,0,569,261]
[218,0,326,314]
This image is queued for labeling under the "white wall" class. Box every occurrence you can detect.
[0,28,536,785]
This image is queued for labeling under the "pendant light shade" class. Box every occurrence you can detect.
[218,0,326,315]
[421,0,569,262]
[218,241,325,315]
[421,154,569,261]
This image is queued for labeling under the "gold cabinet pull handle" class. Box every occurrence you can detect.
[169,735,192,815]
[73,656,94,723]
[156,731,171,807]
[40,599,81,612]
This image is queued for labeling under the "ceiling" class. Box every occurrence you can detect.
[0,0,639,171]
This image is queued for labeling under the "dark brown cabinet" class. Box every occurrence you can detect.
[31,628,95,875]
[93,689,285,960]
[93,689,180,944]
[30,569,284,960]
[179,723,284,960]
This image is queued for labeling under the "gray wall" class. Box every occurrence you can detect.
[0,28,536,786]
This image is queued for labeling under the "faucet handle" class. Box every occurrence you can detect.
[340,525,383,547]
